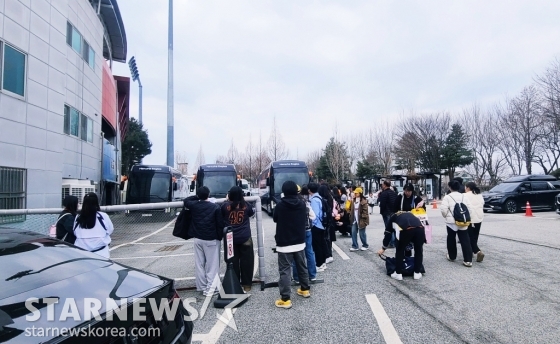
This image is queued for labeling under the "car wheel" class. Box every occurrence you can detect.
[504,199,517,214]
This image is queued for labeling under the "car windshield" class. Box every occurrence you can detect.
[128,172,171,203]
[203,172,236,197]
[489,182,520,193]
[273,168,309,195]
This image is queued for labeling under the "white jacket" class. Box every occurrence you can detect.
[74,211,114,258]
[464,191,484,223]
[440,192,474,230]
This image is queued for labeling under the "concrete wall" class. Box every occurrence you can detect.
[0,0,105,208]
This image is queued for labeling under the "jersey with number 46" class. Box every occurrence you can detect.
[220,202,255,244]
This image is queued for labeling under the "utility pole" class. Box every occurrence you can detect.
[166,0,174,167]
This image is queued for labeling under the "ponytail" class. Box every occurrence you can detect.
[465,182,480,195]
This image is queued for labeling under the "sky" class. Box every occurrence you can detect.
[112,0,560,172]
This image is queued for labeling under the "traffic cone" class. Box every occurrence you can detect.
[214,261,248,308]
[525,201,533,217]
[432,200,438,209]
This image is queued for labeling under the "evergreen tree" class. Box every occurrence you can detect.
[122,118,152,174]
[441,124,474,179]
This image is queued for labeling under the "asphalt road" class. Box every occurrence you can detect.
[107,206,560,344]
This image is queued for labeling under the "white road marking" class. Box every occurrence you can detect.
[332,242,351,260]
[110,218,176,251]
[252,252,259,278]
[365,294,403,344]
[111,253,194,260]
[118,241,187,245]
[192,308,238,344]
[175,274,224,281]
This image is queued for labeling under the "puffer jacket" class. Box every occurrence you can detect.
[440,192,474,228]
[185,198,224,241]
[464,191,484,223]
[349,198,369,229]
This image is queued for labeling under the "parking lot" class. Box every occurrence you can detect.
[108,206,560,344]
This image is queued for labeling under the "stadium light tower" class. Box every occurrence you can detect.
[128,56,142,124]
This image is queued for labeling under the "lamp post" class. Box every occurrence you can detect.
[127,56,142,124]
[166,0,174,167]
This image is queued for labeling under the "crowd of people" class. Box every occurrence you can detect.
[53,175,486,310]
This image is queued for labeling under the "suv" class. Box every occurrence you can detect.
[483,175,560,213]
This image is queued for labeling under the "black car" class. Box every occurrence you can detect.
[483,175,560,213]
[556,193,560,215]
[0,228,193,343]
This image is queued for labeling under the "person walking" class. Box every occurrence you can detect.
[273,181,311,309]
[440,180,474,267]
[349,187,370,251]
[465,181,485,262]
[56,195,79,244]
[293,185,317,284]
[309,182,329,271]
[73,193,114,258]
[377,211,425,280]
[378,180,398,247]
[185,186,224,296]
[221,186,255,292]
[395,184,425,212]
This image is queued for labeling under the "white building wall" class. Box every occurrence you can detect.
[0,0,105,208]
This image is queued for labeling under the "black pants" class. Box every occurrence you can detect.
[468,223,482,253]
[395,227,425,274]
[311,227,328,266]
[325,227,333,258]
[232,238,254,286]
[446,227,472,263]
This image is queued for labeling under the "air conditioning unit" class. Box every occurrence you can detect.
[62,180,97,205]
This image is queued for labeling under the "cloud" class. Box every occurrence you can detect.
[112,0,560,170]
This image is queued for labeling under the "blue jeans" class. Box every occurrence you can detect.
[293,230,317,280]
[383,214,395,247]
[351,222,368,249]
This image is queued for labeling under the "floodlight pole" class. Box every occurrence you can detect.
[166,0,174,167]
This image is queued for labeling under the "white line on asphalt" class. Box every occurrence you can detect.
[192,308,238,344]
[118,241,187,245]
[111,253,194,260]
[252,253,259,278]
[332,243,351,260]
[174,277,195,281]
[110,219,176,251]
[365,294,403,344]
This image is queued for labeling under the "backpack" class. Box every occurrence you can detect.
[173,207,193,240]
[451,195,471,227]
[305,206,313,230]
[320,197,332,229]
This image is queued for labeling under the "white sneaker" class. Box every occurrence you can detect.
[326,257,334,264]
[391,272,403,281]
[413,272,422,280]
[350,247,359,251]
[316,264,326,272]
[360,246,369,251]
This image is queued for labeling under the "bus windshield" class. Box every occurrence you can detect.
[127,172,171,203]
[203,172,236,197]
[273,168,309,195]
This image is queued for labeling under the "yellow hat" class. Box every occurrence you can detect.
[354,187,363,194]
[297,185,301,193]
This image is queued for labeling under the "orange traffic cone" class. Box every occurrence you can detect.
[432,200,438,209]
[525,201,533,217]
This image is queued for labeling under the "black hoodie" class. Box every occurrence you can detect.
[273,195,307,253]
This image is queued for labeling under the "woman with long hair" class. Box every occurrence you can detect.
[73,193,114,258]
[349,187,370,251]
[56,195,79,243]
[465,181,485,262]
[221,186,255,292]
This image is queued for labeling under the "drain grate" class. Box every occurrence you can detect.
[155,245,183,252]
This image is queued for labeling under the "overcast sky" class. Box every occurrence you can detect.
[112,0,560,172]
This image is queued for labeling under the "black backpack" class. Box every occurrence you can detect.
[451,195,471,227]
[320,197,332,229]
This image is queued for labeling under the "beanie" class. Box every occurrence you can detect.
[282,181,298,196]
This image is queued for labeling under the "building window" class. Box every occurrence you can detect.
[64,104,94,142]
[0,166,26,224]
[2,44,26,97]
[66,21,95,70]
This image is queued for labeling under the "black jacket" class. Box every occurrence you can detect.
[185,198,224,241]
[382,212,423,248]
[378,188,398,215]
[221,202,255,244]
[273,195,307,249]
[395,194,425,212]
[56,211,77,244]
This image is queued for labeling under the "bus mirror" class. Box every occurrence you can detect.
[238,180,242,187]
[173,182,178,191]
[266,177,270,186]
[190,181,195,192]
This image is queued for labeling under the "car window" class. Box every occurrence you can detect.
[520,183,532,191]
[531,181,550,191]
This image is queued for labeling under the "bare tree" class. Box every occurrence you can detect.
[306,148,322,178]
[267,116,289,161]
[241,134,256,182]
[324,132,350,183]
[535,58,560,173]
[194,145,205,172]
[347,130,367,175]
[175,151,189,174]
[255,131,271,176]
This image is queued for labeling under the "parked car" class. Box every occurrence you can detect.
[556,193,560,215]
[240,179,251,196]
[483,175,560,213]
[0,228,193,343]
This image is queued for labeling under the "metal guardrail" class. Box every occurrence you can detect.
[0,196,268,289]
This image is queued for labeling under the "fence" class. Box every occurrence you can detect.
[0,196,268,290]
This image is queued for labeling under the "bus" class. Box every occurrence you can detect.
[257,160,310,215]
[123,165,189,215]
[190,164,238,199]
